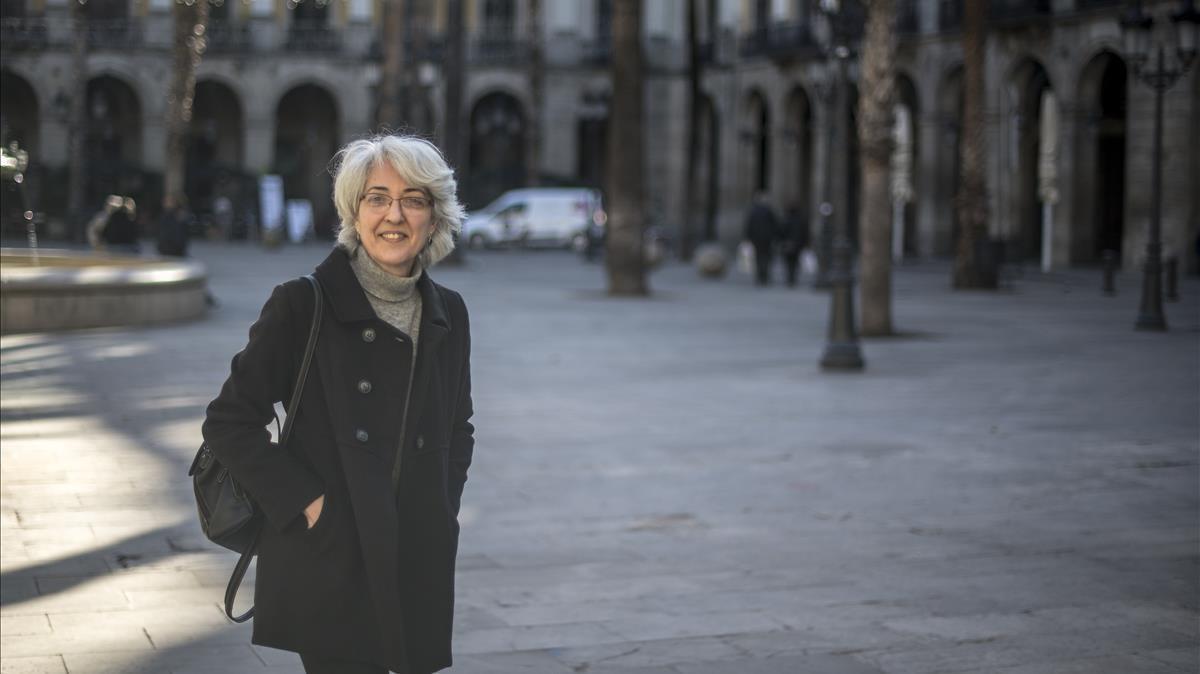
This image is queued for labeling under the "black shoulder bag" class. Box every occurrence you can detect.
[188,274,323,622]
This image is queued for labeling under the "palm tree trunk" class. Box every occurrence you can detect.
[526,0,542,186]
[443,0,465,162]
[605,0,647,295]
[66,1,89,240]
[680,0,700,261]
[378,0,405,130]
[164,0,209,205]
[857,0,896,335]
[954,0,993,288]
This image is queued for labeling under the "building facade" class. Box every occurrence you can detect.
[2,0,1197,271]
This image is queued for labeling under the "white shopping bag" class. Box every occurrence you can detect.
[801,249,818,276]
[737,241,755,275]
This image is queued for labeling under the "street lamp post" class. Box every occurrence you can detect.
[1120,0,1198,331]
[819,0,865,371]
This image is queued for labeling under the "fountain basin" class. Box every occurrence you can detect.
[1,248,209,334]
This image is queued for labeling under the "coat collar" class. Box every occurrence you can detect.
[314,247,451,339]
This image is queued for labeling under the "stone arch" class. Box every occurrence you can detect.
[741,88,770,201]
[84,74,143,208]
[187,79,245,231]
[697,91,721,242]
[467,91,526,209]
[0,69,40,156]
[1006,57,1054,264]
[274,83,340,238]
[1072,50,1128,265]
[893,72,920,257]
[782,85,814,238]
[933,65,963,256]
[0,69,39,239]
[845,81,860,246]
[576,88,608,192]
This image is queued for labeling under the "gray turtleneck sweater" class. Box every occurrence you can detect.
[348,248,423,363]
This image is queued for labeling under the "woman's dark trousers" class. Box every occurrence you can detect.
[300,652,388,674]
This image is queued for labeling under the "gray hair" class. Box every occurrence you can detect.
[330,134,465,268]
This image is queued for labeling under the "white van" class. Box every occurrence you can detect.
[462,188,603,251]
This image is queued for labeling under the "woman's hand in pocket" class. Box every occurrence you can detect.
[303,494,325,529]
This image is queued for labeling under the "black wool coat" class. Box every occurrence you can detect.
[202,247,474,673]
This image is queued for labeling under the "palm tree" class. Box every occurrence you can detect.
[66,0,88,238]
[443,0,465,172]
[857,0,897,335]
[526,0,542,186]
[605,0,647,295]
[954,0,994,288]
[377,0,406,130]
[163,0,210,206]
[680,0,701,261]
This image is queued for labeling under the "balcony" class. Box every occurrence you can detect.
[206,22,251,54]
[284,21,341,54]
[740,21,821,63]
[989,0,1051,24]
[469,33,528,66]
[0,17,49,52]
[579,37,612,67]
[939,0,1052,32]
[938,0,962,31]
[897,0,920,36]
[87,19,142,50]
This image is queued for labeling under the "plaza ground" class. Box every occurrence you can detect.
[2,242,1197,673]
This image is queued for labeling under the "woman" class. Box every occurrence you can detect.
[202,135,474,674]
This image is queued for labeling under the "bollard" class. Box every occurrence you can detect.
[1102,250,1117,296]
[1165,257,1178,301]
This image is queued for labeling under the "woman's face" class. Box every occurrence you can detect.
[355,162,435,277]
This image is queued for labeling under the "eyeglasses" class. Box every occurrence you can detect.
[360,192,433,213]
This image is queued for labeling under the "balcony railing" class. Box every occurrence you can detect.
[0,17,49,52]
[206,22,251,53]
[740,21,821,62]
[940,0,1053,32]
[989,0,1051,23]
[939,0,963,31]
[469,33,528,66]
[897,0,920,36]
[87,19,142,50]
[580,37,612,67]
[284,21,340,54]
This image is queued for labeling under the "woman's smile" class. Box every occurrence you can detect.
[355,162,434,277]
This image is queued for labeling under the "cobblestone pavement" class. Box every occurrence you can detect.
[2,241,1197,674]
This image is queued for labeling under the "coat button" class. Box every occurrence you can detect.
[362,328,376,343]
[416,435,425,450]
[357,379,372,394]
[355,429,369,443]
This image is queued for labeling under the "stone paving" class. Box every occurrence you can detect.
[1,241,1197,674]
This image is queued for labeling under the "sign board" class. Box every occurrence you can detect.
[259,175,285,234]
[286,199,313,243]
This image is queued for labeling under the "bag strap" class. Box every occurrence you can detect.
[224,274,324,623]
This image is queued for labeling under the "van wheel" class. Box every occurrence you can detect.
[469,233,487,250]
[570,233,588,254]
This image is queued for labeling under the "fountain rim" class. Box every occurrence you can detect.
[1,247,207,292]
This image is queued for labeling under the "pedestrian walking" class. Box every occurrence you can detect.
[779,202,810,287]
[742,192,779,286]
[156,194,192,258]
[88,196,141,254]
[201,135,475,674]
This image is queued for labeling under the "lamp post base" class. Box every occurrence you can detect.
[820,341,865,370]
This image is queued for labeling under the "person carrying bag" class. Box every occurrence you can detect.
[199,134,476,674]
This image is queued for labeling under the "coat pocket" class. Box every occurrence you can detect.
[411,433,448,456]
